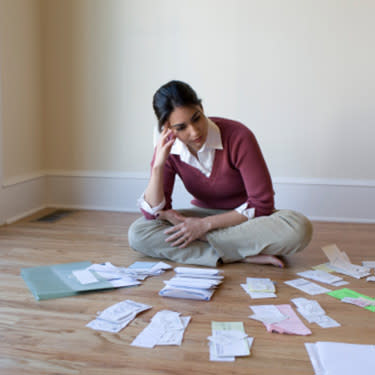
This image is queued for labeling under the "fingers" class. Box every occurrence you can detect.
[164,224,191,248]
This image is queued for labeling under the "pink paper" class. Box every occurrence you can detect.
[265,304,312,336]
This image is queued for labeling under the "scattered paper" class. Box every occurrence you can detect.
[208,322,253,361]
[241,277,277,299]
[284,278,331,295]
[366,276,375,282]
[131,310,190,348]
[297,270,344,286]
[291,297,340,328]
[341,297,375,308]
[362,261,375,269]
[249,305,288,325]
[82,261,171,288]
[72,268,99,284]
[86,299,151,333]
[249,304,312,335]
[327,288,375,312]
[159,267,223,301]
[305,341,375,375]
[312,263,334,273]
[321,244,371,279]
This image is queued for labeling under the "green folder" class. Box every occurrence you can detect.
[21,261,114,300]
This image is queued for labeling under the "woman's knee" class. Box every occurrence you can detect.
[128,218,149,249]
[285,211,313,254]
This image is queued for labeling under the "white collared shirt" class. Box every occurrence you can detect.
[139,119,255,219]
[169,119,223,177]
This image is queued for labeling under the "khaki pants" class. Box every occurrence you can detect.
[128,208,312,267]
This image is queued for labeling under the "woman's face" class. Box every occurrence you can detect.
[166,105,208,153]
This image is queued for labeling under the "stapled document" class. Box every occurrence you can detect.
[208,322,253,361]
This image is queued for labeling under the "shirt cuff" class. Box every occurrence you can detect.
[137,193,166,215]
[235,202,255,220]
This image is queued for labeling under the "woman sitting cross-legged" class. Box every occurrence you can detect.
[128,80,312,268]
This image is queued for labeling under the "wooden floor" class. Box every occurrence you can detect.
[0,209,374,375]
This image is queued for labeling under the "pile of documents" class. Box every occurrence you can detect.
[305,341,375,375]
[159,267,223,301]
[291,297,340,328]
[208,321,254,361]
[284,278,331,295]
[249,304,312,335]
[327,288,375,312]
[241,277,276,299]
[87,299,151,333]
[84,261,172,286]
[321,244,371,279]
[131,310,191,348]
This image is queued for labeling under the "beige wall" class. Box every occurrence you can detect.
[1,0,375,182]
[0,0,43,182]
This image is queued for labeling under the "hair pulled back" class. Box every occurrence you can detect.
[152,80,202,131]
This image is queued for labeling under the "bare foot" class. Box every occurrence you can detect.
[241,254,285,268]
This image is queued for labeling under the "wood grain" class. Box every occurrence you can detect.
[0,209,374,375]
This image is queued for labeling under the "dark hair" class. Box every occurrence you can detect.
[152,80,202,131]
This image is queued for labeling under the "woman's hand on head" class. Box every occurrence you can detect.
[153,127,176,168]
[163,217,210,248]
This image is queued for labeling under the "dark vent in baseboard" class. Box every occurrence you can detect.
[34,210,74,223]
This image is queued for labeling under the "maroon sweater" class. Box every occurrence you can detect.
[142,117,275,220]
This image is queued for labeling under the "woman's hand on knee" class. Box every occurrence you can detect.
[163,217,210,248]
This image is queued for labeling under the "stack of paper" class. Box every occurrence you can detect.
[86,299,151,333]
[126,261,173,280]
[297,269,348,287]
[159,267,223,301]
[249,304,312,335]
[131,310,190,348]
[291,297,340,328]
[321,244,371,279]
[241,277,276,299]
[305,341,375,375]
[284,278,331,295]
[208,321,254,361]
[87,261,172,286]
[327,288,375,312]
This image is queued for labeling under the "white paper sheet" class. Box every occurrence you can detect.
[305,341,375,375]
[284,278,331,295]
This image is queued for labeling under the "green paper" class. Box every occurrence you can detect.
[327,288,375,312]
[21,261,114,301]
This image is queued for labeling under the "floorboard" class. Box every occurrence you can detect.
[0,209,374,375]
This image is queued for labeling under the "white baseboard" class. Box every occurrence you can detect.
[2,171,375,224]
[1,175,46,224]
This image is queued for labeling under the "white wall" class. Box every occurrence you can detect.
[43,0,375,180]
[0,0,43,183]
[0,0,45,224]
[1,0,375,223]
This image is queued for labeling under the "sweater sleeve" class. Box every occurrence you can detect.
[139,150,177,220]
[231,127,275,217]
